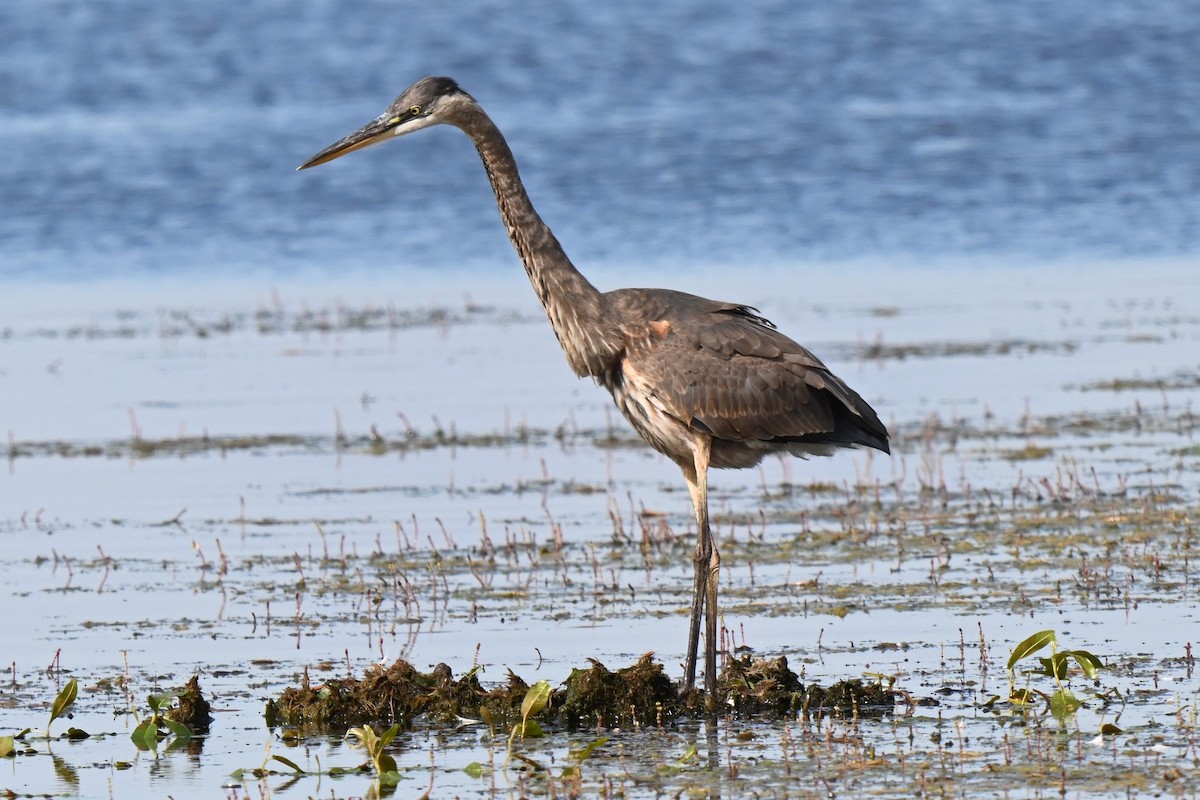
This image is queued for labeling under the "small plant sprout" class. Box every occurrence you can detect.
[346,723,403,785]
[131,692,192,751]
[48,678,78,736]
[516,680,552,739]
[504,680,553,768]
[1002,629,1104,721]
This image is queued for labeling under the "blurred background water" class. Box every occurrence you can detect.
[1,0,1198,285]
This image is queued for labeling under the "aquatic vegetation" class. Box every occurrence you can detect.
[997,629,1106,722]
[47,678,78,737]
[345,722,404,786]
[130,676,212,751]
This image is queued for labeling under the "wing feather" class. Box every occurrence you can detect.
[619,299,883,447]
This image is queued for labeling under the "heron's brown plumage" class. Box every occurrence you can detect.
[598,288,887,470]
[300,76,890,705]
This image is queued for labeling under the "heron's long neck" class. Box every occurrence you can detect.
[461,109,618,377]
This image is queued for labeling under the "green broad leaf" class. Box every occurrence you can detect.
[561,765,581,779]
[464,762,487,779]
[272,754,305,773]
[1037,653,1069,679]
[377,753,398,774]
[131,719,159,750]
[518,720,545,738]
[0,737,14,758]
[979,695,1001,710]
[147,692,179,714]
[64,727,90,740]
[378,770,403,786]
[162,718,192,741]
[1008,630,1057,670]
[49,678,79,729]
[377,723,402,750]
[1049,689,1083,719]
[1008,688,1037,706]
[114,761,134,770]
[350,726,377,751]
[1065,649,1103,679]
[520,680,553,722]
[1100,723,1122,735]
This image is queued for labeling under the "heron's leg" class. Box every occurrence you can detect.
[682,439,714,693]
[704,504,721,701]
[682,461,706,691]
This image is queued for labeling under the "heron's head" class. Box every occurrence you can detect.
[299,76,471,170]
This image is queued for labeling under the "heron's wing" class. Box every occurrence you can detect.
[622,303,883,445]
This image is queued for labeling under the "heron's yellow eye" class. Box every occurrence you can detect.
[408,105,423,116]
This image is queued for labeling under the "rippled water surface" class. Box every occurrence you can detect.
[3,0,1199,282]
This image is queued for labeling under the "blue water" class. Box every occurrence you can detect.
[2,0,1198,284]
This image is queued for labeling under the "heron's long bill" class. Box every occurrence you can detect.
[298,116,397,170]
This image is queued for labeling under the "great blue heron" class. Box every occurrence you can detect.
[300,76,890,703]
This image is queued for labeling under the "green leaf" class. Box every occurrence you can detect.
[49,678,79,731]
[162,718,192,741]
[377,723,402,750]
[464,762,486,779]
[1008,688,1037,706]
[272,754,305,773]
[147,692,174,714]
[64,727,90,740]
[130,719,159,750]
[979,695,1001,710]
[518,720,545,738]
[1065,649,1103,679]
[1048,689,1082,719]
[520,680,553,722]
[0,737,14,758]
[1100,723,1122,735]
[1008,630,1057,670]
[377,753,397,774]
[1037,653,1069,679]
[378,769,403,786]
[347,726,376,752]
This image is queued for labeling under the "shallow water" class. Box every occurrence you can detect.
[1,262,1197,798]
